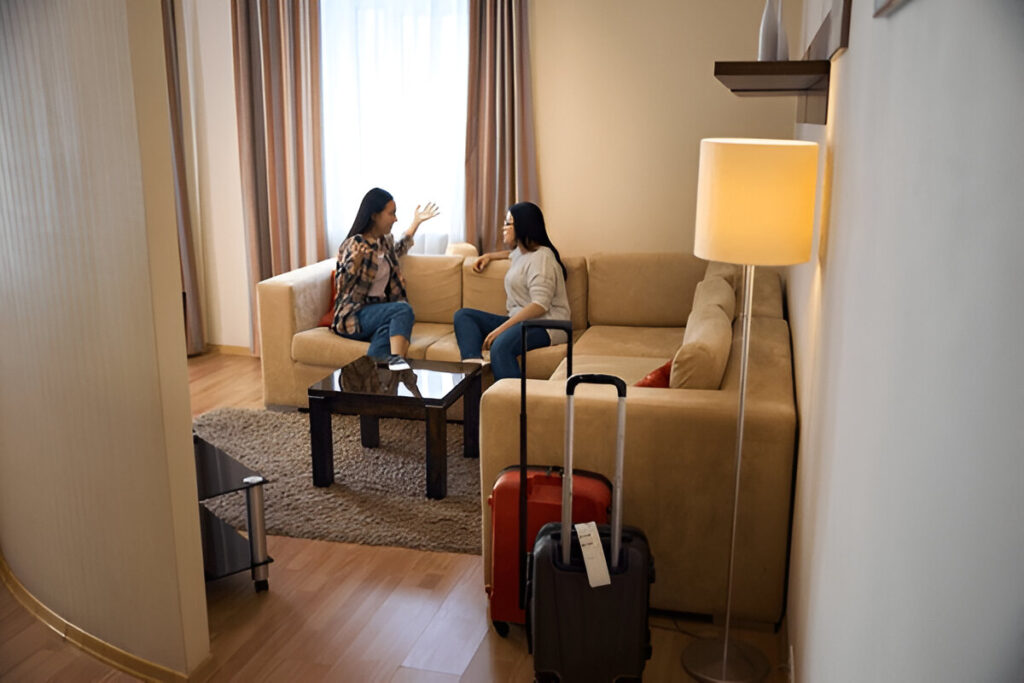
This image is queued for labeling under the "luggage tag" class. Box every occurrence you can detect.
[574,522,611,587]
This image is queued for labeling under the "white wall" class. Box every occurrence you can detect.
[179,0,250,349]
[528,0,803,258]
[0,0,208,674]
[786,1,1024,680]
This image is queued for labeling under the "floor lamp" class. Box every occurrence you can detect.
[682,138,818,683]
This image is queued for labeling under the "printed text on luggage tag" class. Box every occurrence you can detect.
[575,522,611,587]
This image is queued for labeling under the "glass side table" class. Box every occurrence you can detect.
[194,434,272,591]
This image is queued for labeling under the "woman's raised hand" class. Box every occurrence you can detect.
[412,202,440,226]
[472,253,492,273]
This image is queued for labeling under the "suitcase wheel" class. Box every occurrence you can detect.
[492,620,510,638]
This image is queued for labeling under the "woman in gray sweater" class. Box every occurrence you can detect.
[453,202,570,379]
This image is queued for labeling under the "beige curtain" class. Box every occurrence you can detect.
[232,0,327,355]
[464,0,538,253]
[161,0,205,357]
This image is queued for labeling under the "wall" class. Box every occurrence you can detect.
[528,0,803,258]
[190,1,806,343]
[786,0,1024,680]
[0,0,209,675]
[178,0,251,349]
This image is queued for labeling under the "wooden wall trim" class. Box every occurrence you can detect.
[0,550,214,682]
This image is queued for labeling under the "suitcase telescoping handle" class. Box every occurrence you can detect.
[563,374,627,569]
[518,319,573,609]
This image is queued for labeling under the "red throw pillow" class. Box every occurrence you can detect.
[318,272,339,327]
[635,360,671,388]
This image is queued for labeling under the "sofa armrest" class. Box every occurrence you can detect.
[256,258,335,406]
[478,378,796,620]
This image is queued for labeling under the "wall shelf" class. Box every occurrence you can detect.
[714,59,831,125]
[714,60,830,97]
[712,0,850,125]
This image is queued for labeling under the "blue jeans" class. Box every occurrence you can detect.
[341,301,414,358]
[453,308,550,380]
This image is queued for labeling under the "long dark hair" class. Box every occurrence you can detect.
[509,201,567,279]
[346,188,393,239]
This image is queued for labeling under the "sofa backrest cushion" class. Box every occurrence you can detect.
[703,261,785,319]
[749,270,784,318]
[462,255,589,331]
[693,275,736,321]
[705,260,742,288]
[670,305,733,389]
[399,254,464,324]
[588,252,706,326]
[462,257,508,315]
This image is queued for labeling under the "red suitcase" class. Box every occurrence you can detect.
[486,320,612,635]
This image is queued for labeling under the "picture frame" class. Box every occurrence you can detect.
[874,0,913,18]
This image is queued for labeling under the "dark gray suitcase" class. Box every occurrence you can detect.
[527,373,654,682]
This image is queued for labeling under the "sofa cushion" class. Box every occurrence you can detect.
[291,328,369,368]
[399,254,464,324]
[692,275,736,321]
[548,354,674,385]
[587,252,706,327]
[705,260,742,288]
[670,306,732,389]
[461,257,508,315]
[318,267,339,327]
[574,325,685,359]
[635,360,671,388]
[292,322,452,367]
[749,269,784,319]
[704,261,785,319]
[427,331,574,379]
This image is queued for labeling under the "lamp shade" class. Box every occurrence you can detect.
[694,138,818,266]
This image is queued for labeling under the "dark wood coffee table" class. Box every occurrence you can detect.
[307,357,482,500]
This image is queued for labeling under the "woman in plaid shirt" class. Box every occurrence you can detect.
[330,188,439,370]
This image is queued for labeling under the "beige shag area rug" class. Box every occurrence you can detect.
[192,407,481,555]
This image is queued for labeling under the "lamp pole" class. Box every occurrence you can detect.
[681,265,770,683]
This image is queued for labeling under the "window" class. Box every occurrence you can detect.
[321,0,469,252]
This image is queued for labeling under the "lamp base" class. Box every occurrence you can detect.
[681,637,770,683]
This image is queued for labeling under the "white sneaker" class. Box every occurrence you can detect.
[387,354,410,371]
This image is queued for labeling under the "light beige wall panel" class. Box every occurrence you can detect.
[125,0,211,672]
[188,0,250,349]
[528,0,803,258]
[0,0,208,674]
[785,0,1024,680]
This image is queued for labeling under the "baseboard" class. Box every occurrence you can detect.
[206,343,253,356]
[0,549,210,681]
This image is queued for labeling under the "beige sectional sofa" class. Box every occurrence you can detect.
[479,253,796,624]
[256,248,585,408]
[257,250,797,624]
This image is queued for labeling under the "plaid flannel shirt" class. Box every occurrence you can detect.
[330,232,414,336]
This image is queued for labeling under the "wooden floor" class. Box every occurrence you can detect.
[0,351,791,682]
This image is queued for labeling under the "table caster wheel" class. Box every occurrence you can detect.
[255,579,269,592]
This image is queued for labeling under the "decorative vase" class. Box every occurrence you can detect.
[776,0,790,60]
[758,0,780,61]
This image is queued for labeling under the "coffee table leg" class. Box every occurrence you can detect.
[309,395,334,487]
[425,406,447,500]
[463,371,481,459]
[360,415,380,447]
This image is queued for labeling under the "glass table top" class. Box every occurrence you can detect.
[194,435,266,500]
[308,356,479,401]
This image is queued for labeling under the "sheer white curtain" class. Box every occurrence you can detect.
[321,0,468,253]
